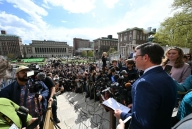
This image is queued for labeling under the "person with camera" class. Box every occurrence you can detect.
[36,72,60,123]
[54,79,64,95]
[0,66,49,118]
[102,52,107,73]
[114,43,177,129]
[120,59,139,79]
[0,57,40,129]
[109,59,120,72]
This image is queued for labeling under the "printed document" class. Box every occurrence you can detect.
[102,98,130,113]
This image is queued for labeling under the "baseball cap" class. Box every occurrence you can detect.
[16,66,30,74]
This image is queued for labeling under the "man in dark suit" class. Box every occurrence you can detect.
[114,43,177,129]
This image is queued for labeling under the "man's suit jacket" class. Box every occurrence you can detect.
[121,66,177,129]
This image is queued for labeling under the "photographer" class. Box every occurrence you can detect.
[109,59,120,71]
[54,79,64,96]
[36,72,60,123]
[0,66,49,118]
[126,59,139,82]
[0,57,39,129]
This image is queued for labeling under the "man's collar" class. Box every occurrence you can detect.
[144,65,161,74]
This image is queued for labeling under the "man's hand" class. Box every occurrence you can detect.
[128,103,132,108]
[38,95,42,102]
[49,97,53,102]
[116,119,125,129]
[114,109,122,119]
[25,118,39,129]
[34,95,42,103]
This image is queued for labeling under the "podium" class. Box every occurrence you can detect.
[102,104,116,129]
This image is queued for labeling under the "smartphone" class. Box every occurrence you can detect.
[164,65,172,75]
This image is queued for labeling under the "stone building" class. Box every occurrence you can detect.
[93,35,118,58]
[117,27,156,58]
[23,40,73,58]
[73,38,93,56]
[0,30,23,58]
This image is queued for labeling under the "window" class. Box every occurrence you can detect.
[129,36,132,41]
[143,36,145,40]
[124,33,127,41]
[120,34,123,42]
[137,35,139,40]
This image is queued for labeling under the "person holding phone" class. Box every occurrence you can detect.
[162,47,191,83]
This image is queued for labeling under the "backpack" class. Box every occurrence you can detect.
[172,113,192,129]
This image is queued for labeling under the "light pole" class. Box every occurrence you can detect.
[95,49,98,62]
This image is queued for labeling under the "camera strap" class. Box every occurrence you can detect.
[23,85,29,107]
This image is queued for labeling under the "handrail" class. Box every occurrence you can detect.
[43,101,54,129]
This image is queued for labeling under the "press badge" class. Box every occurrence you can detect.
[9,123,19,129]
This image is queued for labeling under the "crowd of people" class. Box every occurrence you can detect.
[0,42,192,129]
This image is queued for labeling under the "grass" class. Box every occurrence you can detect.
[11,58,45,63]
[12,59,96,66]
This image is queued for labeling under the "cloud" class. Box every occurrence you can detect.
[62,20,67,23]
[42,3,51,9]
[6,0,48,16]
[1,0,175,47]
[43,0,95,13]
[0,11,40,31]
[103,0,119,8]
[115,0,174,31]
[0,0,3,4]
[92,12,96,17]
[0,11,118,46]
[6,0,48,29]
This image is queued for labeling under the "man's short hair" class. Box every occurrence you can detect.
[126,59,135,65]
[112,59,117,63]
[37,72,46,80]
[47,73,52,77]
[135,43,164,64]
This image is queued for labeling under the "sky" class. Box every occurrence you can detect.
[0,0,174,46]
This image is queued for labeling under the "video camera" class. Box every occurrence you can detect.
[27,70,42,93]
[95,73,132,105]
[29,81,42,93]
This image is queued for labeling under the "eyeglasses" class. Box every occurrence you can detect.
[134,54,144,59]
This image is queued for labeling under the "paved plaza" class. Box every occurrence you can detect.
[55,92,178,129]
[56,92,113,129]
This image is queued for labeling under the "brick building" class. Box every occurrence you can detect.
[93,35,118,58]
[73,38,94,56]
[117,27,156,58]
[0,30,23,58]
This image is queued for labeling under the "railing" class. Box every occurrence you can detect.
[43,101,54,129]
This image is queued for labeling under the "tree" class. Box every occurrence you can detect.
[172,0,192,13]
[154,0,192,50]
[107,47,117,55]
[7,53,16,61]
[87,50,94,57]
[81,50,87,57]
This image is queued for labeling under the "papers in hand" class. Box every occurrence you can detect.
[102,98,130,113]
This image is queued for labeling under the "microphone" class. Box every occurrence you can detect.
[102,87,111,93]
[116,116,132,129]
[125,82,131,88]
